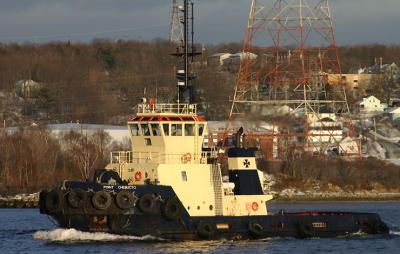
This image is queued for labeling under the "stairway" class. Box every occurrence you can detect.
[211,163,223,216]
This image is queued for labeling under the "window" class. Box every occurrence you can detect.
[163,124,170,136]
[198,124,205,136]
[141,124,150,136]
[145,138,152,146]
[181,171,187,181]
[129,124,139,136]
[184,124,195,136]
[171,124,182,136]
[151,123,161,136]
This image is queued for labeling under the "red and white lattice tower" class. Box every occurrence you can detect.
[229,0,359,157]
[170,0,184,45]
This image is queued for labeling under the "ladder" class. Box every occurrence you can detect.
[211,163,223,215]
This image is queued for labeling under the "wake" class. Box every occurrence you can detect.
[390,230,400,236]
[33,228,162,243]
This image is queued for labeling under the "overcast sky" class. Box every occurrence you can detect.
[0,0,398,45]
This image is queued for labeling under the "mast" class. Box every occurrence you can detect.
[173,0,200,104]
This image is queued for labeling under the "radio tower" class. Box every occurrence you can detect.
[170,0,184,44]
[229,0,358,157]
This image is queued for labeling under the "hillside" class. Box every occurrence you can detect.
[1,40,400,126]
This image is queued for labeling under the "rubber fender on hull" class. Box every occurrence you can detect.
[45,189,63,213]
[248,221,264,238]
[137,194,156,213]
[162,197,183,221]
[296,222,315,238]
[92,190,112,210]
[115,190,136,210]
[197,221,215,239]
[67,188,87,209]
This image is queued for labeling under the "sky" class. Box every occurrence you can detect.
[0,0,398,45]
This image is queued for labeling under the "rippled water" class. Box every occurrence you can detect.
[0,202,399,254]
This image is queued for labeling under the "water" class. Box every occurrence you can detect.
[0,202,399,254]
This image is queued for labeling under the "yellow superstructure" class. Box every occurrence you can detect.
[106,102,273,217]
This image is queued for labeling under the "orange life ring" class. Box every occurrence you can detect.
[252,202,259,212]
[185,153,192,162]
[181,153,192,164]
[134,171,143,181]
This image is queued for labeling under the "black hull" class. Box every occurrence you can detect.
[39,182,389,240]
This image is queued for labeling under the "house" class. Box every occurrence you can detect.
[339,137,360,155]
[307,113,343,144]
[222,52,258,65]
[207,53,232,66]
[389,107,400,121]
[359,95,386,113]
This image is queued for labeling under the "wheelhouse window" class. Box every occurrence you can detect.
[198,124,205,136]
[129,123,140,136]
[181,171,188,181]
[145,138,152,146]
[184,124,195,136]
[151,123,161,136]
[171,124,182,136]
[163,124,170,136]
[141,123,150,136]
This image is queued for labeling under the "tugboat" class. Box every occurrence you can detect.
[39,1,389,240]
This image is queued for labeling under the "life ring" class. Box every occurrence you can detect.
[67,188,87,209]
[162,197,183,221]
[115,190,135,210]
[134,171,143,181]
[138,194,156,213]
[248,221,264,238]
[251,202,259,212]
[44,189,62,213]
[92,191,112,210]
[181,153,192,164]
[196,221,215,239]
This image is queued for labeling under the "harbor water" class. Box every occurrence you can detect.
[1,202,399,254]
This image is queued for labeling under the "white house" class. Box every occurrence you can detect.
[307,113,343,144]
[222,52,258,65]
[207,53,232,66]
[389,107,400,121]
[359,95,385,113]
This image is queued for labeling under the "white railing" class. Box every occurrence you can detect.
[110,150,217,165]
[137,103,197,115]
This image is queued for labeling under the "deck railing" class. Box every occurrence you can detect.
[110,150,216,165]
[137,103,197,115]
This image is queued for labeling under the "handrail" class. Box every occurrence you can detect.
[110,150,216,165]
[137,103,197,115]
